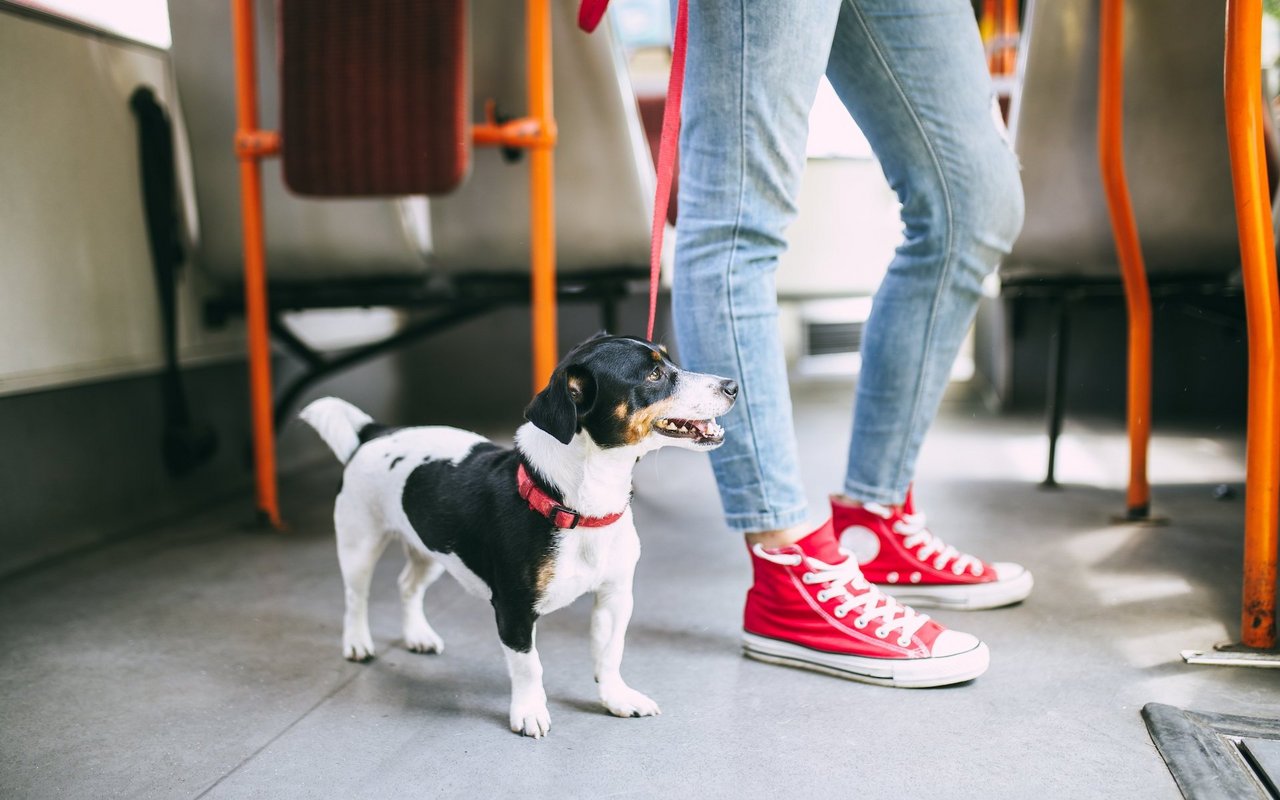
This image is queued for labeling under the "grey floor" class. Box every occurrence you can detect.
[2,382,1275,799]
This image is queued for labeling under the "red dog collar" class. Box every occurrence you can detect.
[517,464,625,530]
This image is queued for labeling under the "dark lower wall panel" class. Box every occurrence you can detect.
[0,355,404,577]
[0,292,663,578]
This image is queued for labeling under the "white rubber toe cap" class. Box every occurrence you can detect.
[930,629,982,658]
[992,561,1028,581]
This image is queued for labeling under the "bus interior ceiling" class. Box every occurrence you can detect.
[0,0,1277,798]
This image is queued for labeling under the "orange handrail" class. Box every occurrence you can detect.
[231,0,282,529]
[525,0,558,390]
[1225,0,1279,649]
[1097,0,1153,519]
[469,2,557,390]
[230,0,560,526]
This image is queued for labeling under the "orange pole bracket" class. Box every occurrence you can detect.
[1097,0,1154,520]
[473,99,558,149]
[1225,0,1279,649]
[234,129,282,159]
[526,0,558,391]
[231,0,284,529]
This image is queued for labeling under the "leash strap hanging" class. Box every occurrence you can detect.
[580,0,688,342]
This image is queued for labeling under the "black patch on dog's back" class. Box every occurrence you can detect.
[401,443,559,653]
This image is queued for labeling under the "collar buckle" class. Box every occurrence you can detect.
[550,504,581,530]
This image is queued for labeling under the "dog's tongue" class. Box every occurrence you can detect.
[793,519,847,564]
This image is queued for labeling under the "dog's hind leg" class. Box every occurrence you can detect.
[335,495,390,662]
[399,543,445,654]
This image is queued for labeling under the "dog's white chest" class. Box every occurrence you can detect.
[536,521,639,615]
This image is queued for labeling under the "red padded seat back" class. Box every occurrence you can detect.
[279,0,469,196]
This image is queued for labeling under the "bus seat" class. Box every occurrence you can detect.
[167,0,655,428]
[168,0,433,284]
[168,0,653,286]
[425,0,653,278]
[1004,0,1238,285]
[980,0,1243,486]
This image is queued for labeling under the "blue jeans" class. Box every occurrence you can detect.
[672,0,1024,532]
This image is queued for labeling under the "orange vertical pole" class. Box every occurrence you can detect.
[1225,0,1279,649]
[1097,0,1153,519]
[230,0,283,528]
[981,0,998,72]
[527,0,558,390]
[999,0,1018,76]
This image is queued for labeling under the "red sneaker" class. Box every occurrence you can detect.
[742,520,989,688]
[831,489,1033,611]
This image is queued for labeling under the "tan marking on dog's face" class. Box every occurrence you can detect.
[624,397,676,445]
[614,402,627,419]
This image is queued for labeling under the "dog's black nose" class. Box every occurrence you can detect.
[720,379,739,399]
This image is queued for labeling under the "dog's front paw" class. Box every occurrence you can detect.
[404,625,444,655]
[600,684,661,719]
[510,702,551,739]
[343,633,375,662]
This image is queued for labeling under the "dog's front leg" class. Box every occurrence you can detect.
[592,583,661,718]
[497,606,550,738]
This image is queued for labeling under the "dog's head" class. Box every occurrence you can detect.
[524,334,737,452]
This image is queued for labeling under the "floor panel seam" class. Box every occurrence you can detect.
[192,668,362,799]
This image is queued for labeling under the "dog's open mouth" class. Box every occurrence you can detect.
[654,417,724,444]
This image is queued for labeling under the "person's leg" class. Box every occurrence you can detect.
[821,0,1033,611]
[824,0,1025,505]
[672,0,842,537]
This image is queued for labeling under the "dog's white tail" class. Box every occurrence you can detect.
[298,397,374,463]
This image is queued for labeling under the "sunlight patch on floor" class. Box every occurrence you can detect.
[1083,572,1197,608]
[1118,621,1231,670]
[1060,525,1147,567]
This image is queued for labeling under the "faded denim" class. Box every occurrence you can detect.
[671,0,1024,531]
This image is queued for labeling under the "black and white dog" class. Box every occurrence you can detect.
[300,335,737,738]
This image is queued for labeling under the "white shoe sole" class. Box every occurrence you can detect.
[742,632,990,688]
[877,568,1034,611]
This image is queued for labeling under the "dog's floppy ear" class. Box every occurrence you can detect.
[524,366,597,445]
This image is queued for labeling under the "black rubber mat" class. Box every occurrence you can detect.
[1143,703,1280,799]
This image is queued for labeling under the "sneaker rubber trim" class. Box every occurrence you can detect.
[874,566,1033,611]
[741,631,990,688]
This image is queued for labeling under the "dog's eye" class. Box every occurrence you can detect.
[647,366,663,382]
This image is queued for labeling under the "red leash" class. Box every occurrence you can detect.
[580,0,688,342]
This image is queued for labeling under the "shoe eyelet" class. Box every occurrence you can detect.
[853,617,868,629]
[816,590,831,602]
[897,636,911,647]
[834,607,848,619]
[801,573,816,584]
[874,627,889,639]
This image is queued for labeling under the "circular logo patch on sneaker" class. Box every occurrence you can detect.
[838,524,880,565]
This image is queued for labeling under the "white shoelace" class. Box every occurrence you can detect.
[753,545,929,647]
[864,504,984,577]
